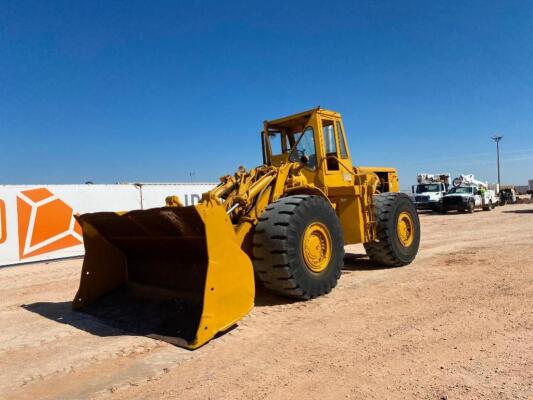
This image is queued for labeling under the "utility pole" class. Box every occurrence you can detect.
[189,172,195,182]
[491,135,503,188]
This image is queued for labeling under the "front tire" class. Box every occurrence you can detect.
[364,193,420,267]
[467,201,475,213]
[253,195,344,299]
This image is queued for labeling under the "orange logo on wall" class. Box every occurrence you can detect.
[0,199,6,244]
[17,188,83,260]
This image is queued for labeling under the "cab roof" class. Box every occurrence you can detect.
[265,107,341,128]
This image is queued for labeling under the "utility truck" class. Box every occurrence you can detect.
[411,173,450,211]
[442,174,497,214]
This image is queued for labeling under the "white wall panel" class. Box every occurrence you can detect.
[0,183,215,266]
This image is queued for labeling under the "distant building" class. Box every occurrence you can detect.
[515,185,529,195]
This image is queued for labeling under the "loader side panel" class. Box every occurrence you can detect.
[327,186,365,244]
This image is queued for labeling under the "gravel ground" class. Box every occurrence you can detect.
[1,204,531,400]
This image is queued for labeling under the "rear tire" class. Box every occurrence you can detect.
[467,201,475,213]
[363,193,420,267]
[253,195,344,299]
[434,205,443,214]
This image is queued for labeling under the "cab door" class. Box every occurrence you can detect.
[317,115,354,190]
[289,111,323,189]
[316,114,363,244]
[473,189,482,206]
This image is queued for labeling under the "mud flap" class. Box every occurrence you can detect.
[73,204,255,349]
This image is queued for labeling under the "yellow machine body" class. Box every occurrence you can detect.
[262,108,399,244]
[73,108,406,349]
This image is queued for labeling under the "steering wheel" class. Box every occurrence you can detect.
[296,148,306,158]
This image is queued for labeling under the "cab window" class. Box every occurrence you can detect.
[289,126,317,170]
[336,121,349,159]
[322,120,339,170]
[322,120,337,154]
[267,130,285,155]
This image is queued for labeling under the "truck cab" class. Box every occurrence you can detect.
[411,173,450,212]
[412,182,447,211]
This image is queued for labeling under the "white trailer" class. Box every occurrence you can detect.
[0,182,216,266]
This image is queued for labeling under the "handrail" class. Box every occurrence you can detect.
[325,155,356,176]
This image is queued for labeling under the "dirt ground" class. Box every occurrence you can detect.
[1,205,532,400]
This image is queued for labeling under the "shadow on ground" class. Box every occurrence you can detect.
[23,292,212,348]
[22,301,126,337]
[254,252,389,306]
[419,210,486,217]
[22,252,390,344]
[503,209,533,214]
[342,252,393,271]
[253,284,299,307]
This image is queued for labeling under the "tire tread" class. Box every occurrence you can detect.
[253,195,344,299]
[364,192,419,267]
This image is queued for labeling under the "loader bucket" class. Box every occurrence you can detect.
[72,204,255,349]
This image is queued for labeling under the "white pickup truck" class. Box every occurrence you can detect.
[441,174,498,214]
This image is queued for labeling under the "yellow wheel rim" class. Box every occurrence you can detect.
[397,211,415,247]
[302,222,332,273]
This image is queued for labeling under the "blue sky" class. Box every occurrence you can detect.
[1,0,532,188]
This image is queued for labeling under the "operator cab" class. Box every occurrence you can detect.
[265,127,317,169]
[261,108,352,179]
[262,109,318,169]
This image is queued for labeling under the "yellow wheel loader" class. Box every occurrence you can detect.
[73,108,420,349]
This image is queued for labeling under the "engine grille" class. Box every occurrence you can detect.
[443,196,465,205]
[415,196,430,202]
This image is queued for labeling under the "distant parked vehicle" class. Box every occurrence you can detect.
[411,173,450,212]
[442,174,497,214]
[499,186,517,206]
